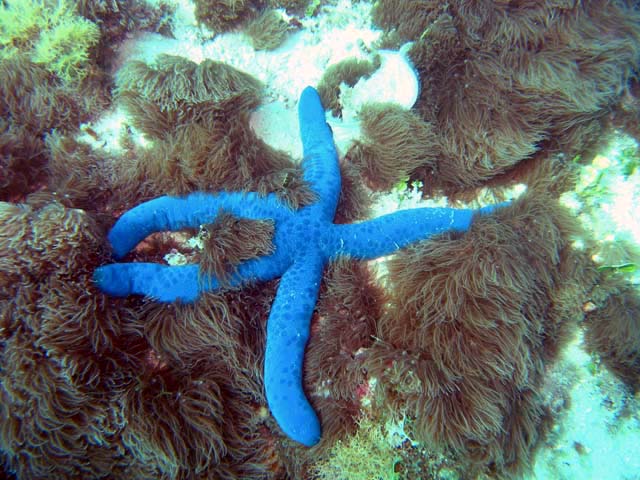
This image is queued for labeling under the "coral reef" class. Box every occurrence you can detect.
[75,0,174,71]
[305,258,383,441]
[310,415,401,480]
[271,0,314,15]
[95,86,504,446]
[2,0,640,477]
[0,0,123,204]
[0,201,386,477]
[363,0,640,197]
[316,56,380,116]
[194,0,265,32]
[0,57,89,201]
[194,0,314,35]
[364,169,600,476]
[557,132,640,392]
[44,132,115,211]
[0,196,143,478]
[113,55,316,208]
[199,212,276,286]
[116,54,263,113]
[584,276,640,391]
[347,103,438,190]
[0,196,289,477]
[245,9,292,51]
[339,46,420,118]
[0,0,99,83]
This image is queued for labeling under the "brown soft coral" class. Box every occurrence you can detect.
[304,259,385,445]
[365,0,640,197]
[113,55,316,208]
[194,0,264,32]
[0,195,307,478]
[584,276,640,391]
[347,103,439,191]
[199,211,275,287]
[0,57,87,201]
[0,197,151,478]
[116,54,264,114]
[364,183,599,476]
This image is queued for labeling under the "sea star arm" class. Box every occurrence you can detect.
[94,263,203,302]
[326,204,504,260]
[298,86,341,220]
[92,85,508,448]
[94,251,288,302]
[106,191,291,259]
[264,251,323,447]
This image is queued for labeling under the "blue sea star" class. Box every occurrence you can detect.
[94,86,503,447]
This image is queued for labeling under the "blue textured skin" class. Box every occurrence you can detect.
[95,86,504,447]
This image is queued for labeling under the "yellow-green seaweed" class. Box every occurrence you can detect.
[0,0,99,83]
[310,416,401,480]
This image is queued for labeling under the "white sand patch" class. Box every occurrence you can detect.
[533,331,640,480]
